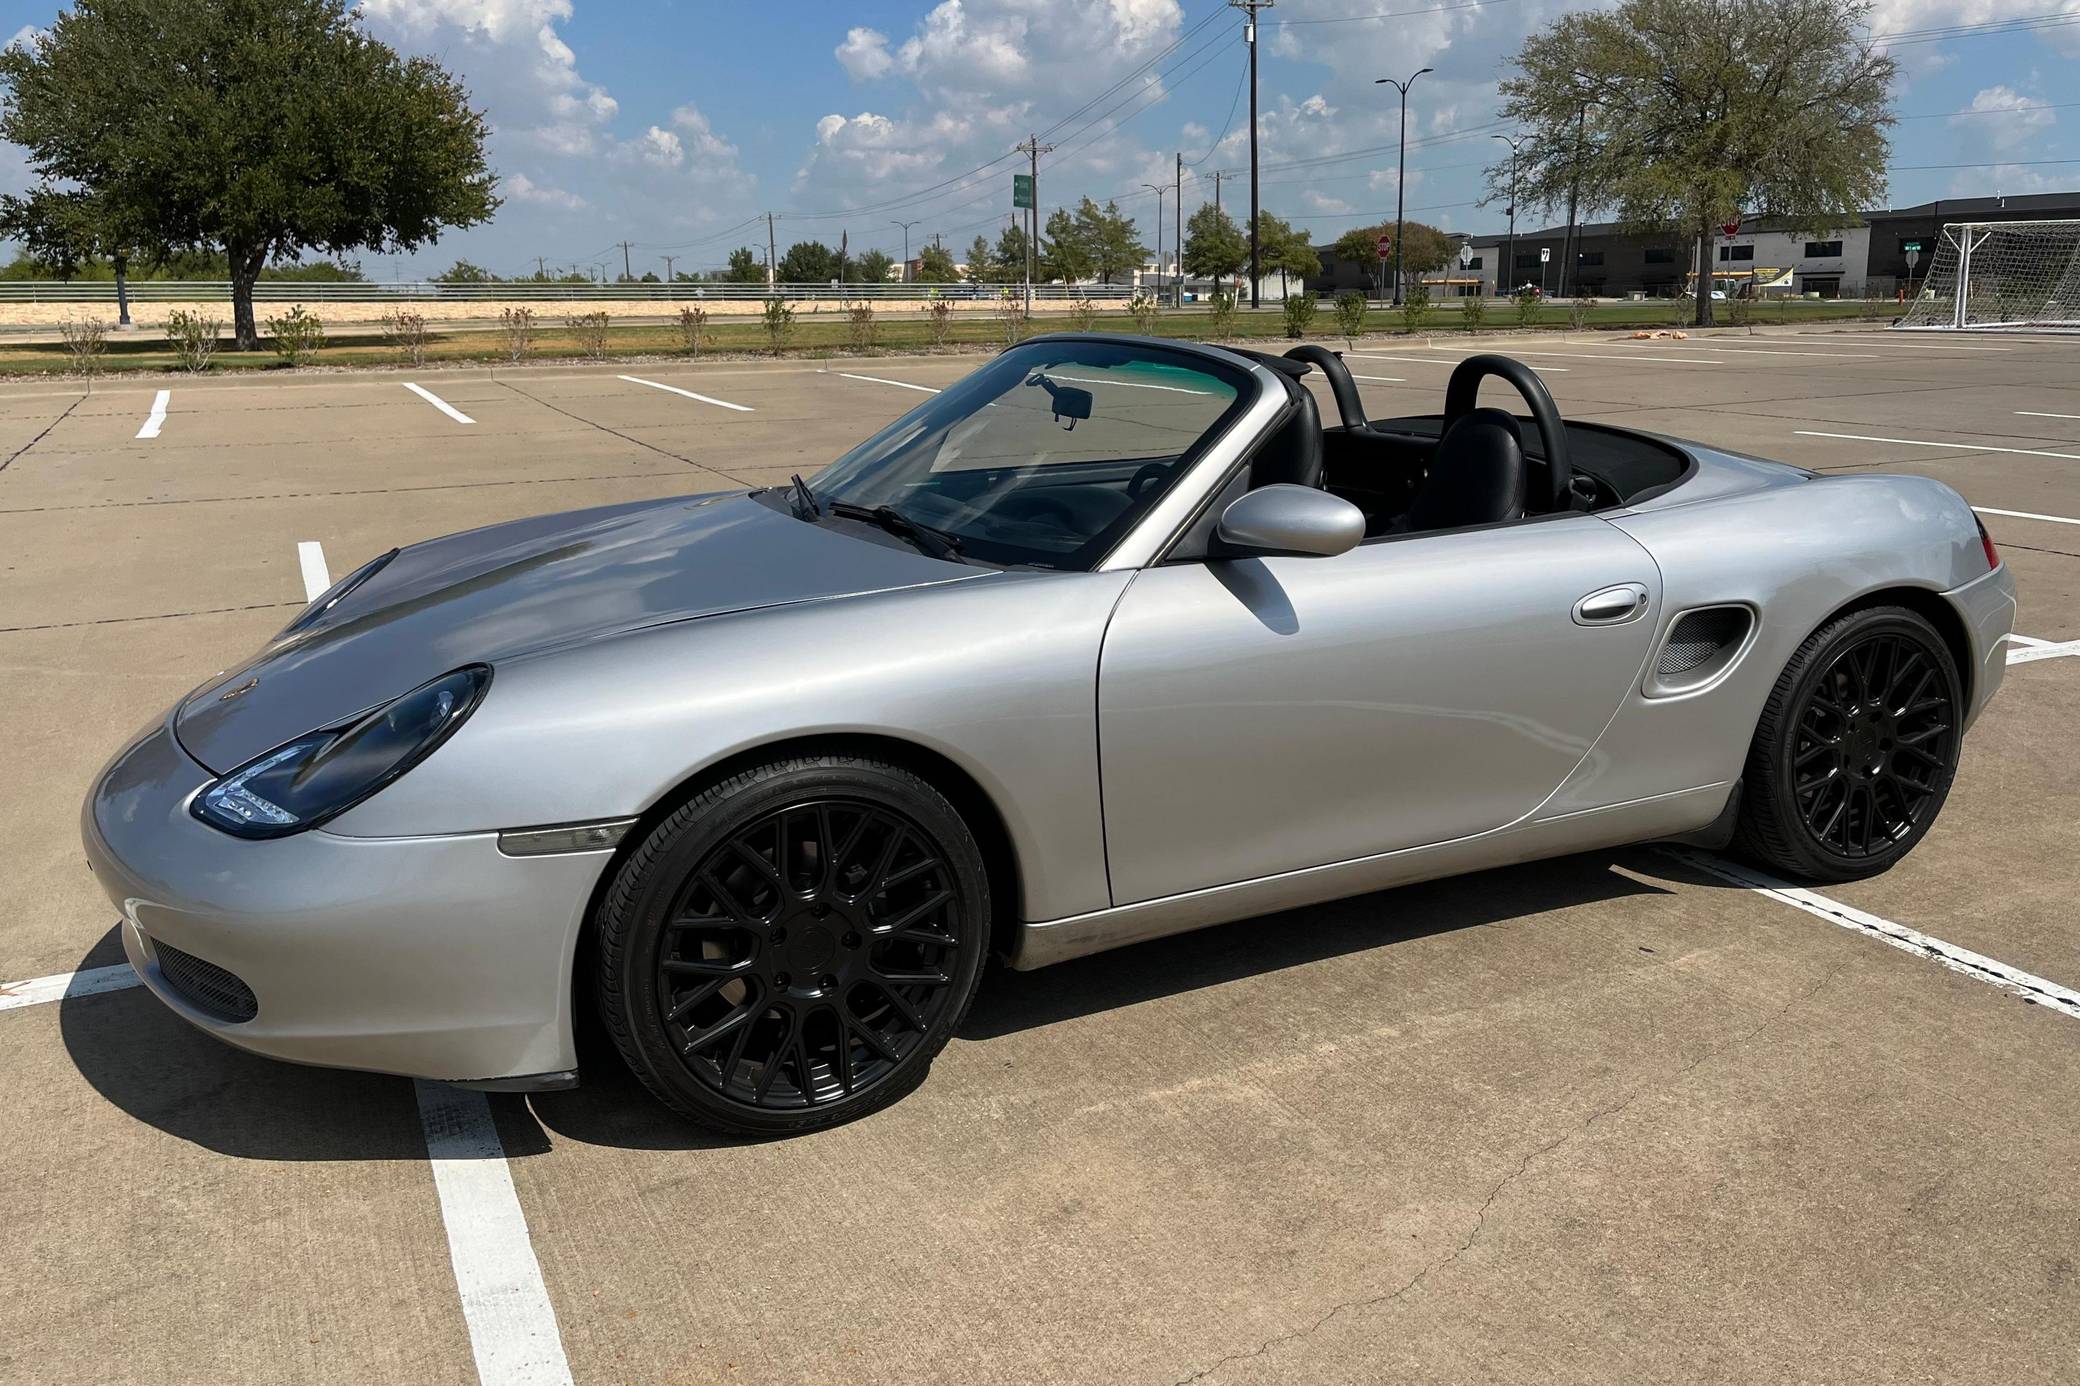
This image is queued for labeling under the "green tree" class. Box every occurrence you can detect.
[1488,0,1893,326]
[434,259,497,283]
[0,0,495,349]
[916,243,959,283]
[1041,207,1093,283]
[778,240,840,282]
[1258,213,1319,297]
[725,246,764,283]
[993,221,1033,283]
[1333,220,1448,298]
[964,235,996,284]
[853,248,894,284]
[1075,197,1143,285]
[1182,203,1247,294]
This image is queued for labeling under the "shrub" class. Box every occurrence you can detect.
[761,297,795,355]
[1726,292,1754,330]
[1128,292,1158,335]
[59,316,107,378]
[498,306,535,362]
[1334,290,1367,344]
[1068,297,1098,332]
[265,304,326,366]
[1513,286,1542,328]
[1208,290,1238,339]
[844,298,876,352]
[382,309,430,367]
[1399,281,1431,334]
[1459,294,1487,332]
[676,305,709,355]
[164,310,221,373]
[1567,295,1593,331]
[997,289,1029,345]
[1282,292,1317,339]
[567,310,610,359]
[1668,290,1692,328]
[924,295,954,347]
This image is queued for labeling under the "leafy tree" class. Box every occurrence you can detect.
[725,246,764,283]
[1040,207,1093,283]
[964,235,996,284]
[916,243,959,283]
[1258,213,1319,296]
[778,240,840,283]
[1075,197,1143,285]
[993,221,1033,283]
[263,258,365,282]
[853,248,894,283]
[0,0,495,349]
[434,259,497,283]
[1182,203,1247,294]
[1488,0,1893,325]
[1333,220,1448,298]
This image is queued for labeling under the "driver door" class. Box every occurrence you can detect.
[1096,514,1661,905]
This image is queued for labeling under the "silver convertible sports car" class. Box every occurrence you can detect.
[85,336,2015,1134]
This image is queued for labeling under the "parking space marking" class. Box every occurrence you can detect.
[2007,638,2080,665]
[1345,353,1569,372]
[2004,633,2052,647]
[1512,348,1725,365]
[1795,430,2080,462]
[830,371,941,393]
[415,1082,575,1386]
[1349,373,1407,383]
[1669,345,1881,359]
[1974,504,2080,527]
[136,389,170,439]
[297,541,331,602]
[0,961,140,1012]
[2016,410,2080,421]
[618,374,754,411]
[404,382,476,425]
[1053,372,1218,396]
[1671,850,2080,1021]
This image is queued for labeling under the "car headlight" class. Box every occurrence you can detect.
[191,665,491,838]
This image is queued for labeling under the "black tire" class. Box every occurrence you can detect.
[1735,605,1963,883]
[595,753,990,1136]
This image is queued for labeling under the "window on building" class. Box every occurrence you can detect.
[1716,244,1755,262]
[1514,253,1541,269]
[1577,251,1604,266]
[1462,255,1483,270]
[1803,240,1843,258]
[1643,247,1675,264]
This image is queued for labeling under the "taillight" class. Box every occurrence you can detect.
[1975,515,2000,570]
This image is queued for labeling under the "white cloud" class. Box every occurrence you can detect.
[1954,84,2056,155]
[504,172,586,210]
[1952,162,2058,196]
[836,26,895,81]
[6,23,45,51]
[632,126,683,168]
[669,105,738,162]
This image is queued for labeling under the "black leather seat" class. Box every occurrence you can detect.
[1249,382,1325,490]
[1396,407,1526,532]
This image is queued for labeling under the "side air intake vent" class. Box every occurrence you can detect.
[153,939,259,1023]
[1647,605,1755,695]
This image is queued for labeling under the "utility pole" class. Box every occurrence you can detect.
[1213,169,1224,216]
[766,212,777,289]
[1229,0,1272,308]
[1143,182,1169,305]
[1015,134,1055,314]
[1174,152,1184,308]
[891,219,920,282]
[620,240,632,282]
[536,255,547,280]
[1559,101,1587,299]
[1491,134,1522,298]
[1375,66,1432,307]
[661,254,677,284]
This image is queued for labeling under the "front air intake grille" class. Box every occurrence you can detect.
[1658,607,1751,677]
[154,940,258,1023]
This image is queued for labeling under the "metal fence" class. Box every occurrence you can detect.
[0,279,1144,304]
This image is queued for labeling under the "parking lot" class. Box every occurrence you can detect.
[4,326,2078,1385]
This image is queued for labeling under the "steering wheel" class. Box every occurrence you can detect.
[1282,345,1366,430]
[1442,354,1572,512]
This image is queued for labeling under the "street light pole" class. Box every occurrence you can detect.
[890,219,920,282]
[1375,66,1431,308]
[1491,133,1521,298]
[1143,183,1169,303]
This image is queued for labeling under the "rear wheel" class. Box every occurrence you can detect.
[596,754,989,1135]
[1735,606,1962,882]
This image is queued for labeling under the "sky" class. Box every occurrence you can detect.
[3,0,2078,277]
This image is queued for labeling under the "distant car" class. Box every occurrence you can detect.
[84,336,2014,1134]
[1711,290,1728,300]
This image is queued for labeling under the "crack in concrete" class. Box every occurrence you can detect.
[0,599,300,635]
[1169,959,1850,1386]
[496,378,762,487]
[0,394,83,475]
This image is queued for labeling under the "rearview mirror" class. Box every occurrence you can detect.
[1050,385,1094,425]
[1215,485,1365,559]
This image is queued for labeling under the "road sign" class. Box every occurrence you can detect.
[1458,243,1473,268]
[1722,213,1742,237]
[1907,247,1922,270]
[1376,233,1392,258]
[1539,246,1550,264]
[1903,239,1924,252]
[1011,174,1034,210]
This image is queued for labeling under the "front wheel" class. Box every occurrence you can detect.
[595,754,990,1135]
[1735,605,1963,882]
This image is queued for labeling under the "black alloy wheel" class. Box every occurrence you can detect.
[1737,606,1963,882]
[597,755,989,1135]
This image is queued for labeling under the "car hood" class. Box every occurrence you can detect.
[175,491,982,773]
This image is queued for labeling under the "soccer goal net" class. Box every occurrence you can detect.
[1894,220,2080,332]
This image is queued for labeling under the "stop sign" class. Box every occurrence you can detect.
[1722,213,1742,237]
[1377,233,1392,258]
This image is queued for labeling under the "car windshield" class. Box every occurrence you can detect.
[803,339,1253,570]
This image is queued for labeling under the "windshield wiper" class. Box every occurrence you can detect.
[787,473,819,521]
[824,500,966,563]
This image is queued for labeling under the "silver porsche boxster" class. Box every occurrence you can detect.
[84,335,2015,1133]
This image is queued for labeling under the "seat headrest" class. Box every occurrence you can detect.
[1405,407,1526,531]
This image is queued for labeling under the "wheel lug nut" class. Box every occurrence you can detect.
[822,974,839,991]
[843,932,861,948]
[774,971,790,988]
[812,903,831,918]
[771,928,786,944]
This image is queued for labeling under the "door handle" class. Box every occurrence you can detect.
[1574,583,1649,626]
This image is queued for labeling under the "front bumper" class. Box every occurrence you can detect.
[81,717,613,1085]
[1946,560,2017,730]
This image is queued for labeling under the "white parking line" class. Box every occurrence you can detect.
[296,541,331,602]
[2008,638,2080,665]
[1973,505,2080,527]
[830,371,941,393]
[404,382,476,425]
[415,1082,575,1386]
[1348,374,1407,383]
[1671,345,1881,359]
[1794,430,2080,462]
[136,389,170,439]
[0,962,141,1012]
[618,374,755,411]
[1344,353,1569,372]
[2015,410,2080,421]
[2004,633,2052,647]
[1670,850,2080,1021]
[1512,348,1724,365]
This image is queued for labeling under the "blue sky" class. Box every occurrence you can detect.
[3,0,2076,276]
